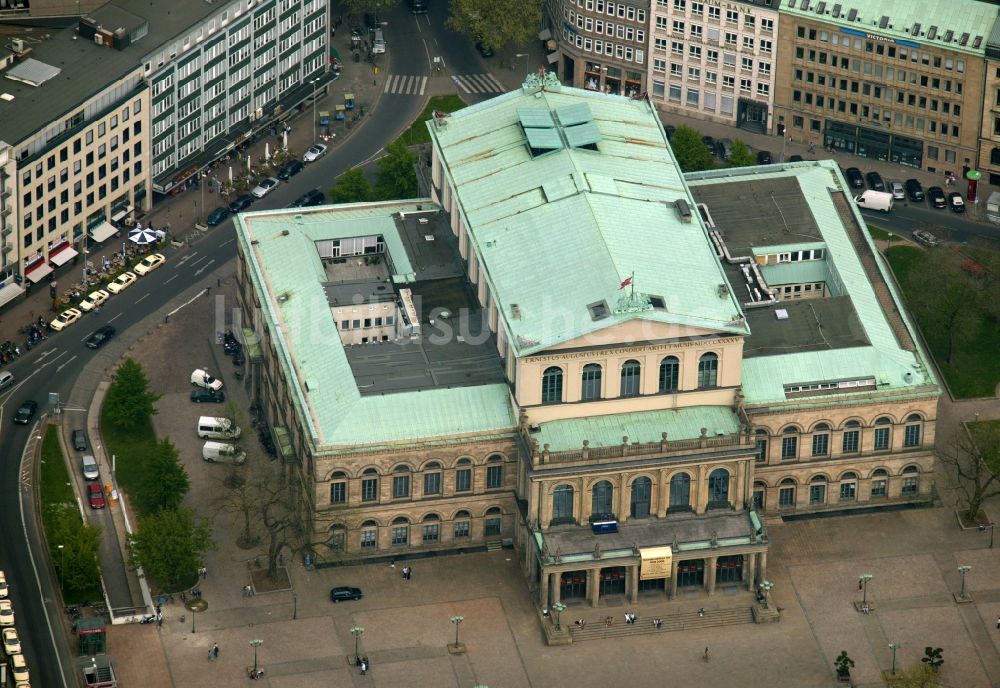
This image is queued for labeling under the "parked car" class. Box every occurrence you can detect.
[291,189,326,207]
[207,206,231,226]
[2,628,21,654]
[134,253,165,276]
[663,125,675,141]
[85,324,116,349]
[251,177,280,199]
[229,194,255,213]
[329,586,363,602]
[756,150,773,165]
[49,307,83,332]
[9,653,28,683]
[0,371,11,392]
[0,572,7,598]
[844,167,865,189]
[81,454,99,480]
[948,191,965,213]
[702,136,716,156]
[715,138,734,160]
[191,369,224,391]
[190,388,226,404]
[79,289,110,312]
[475,35,494,58]
[0,600,13,627]
[788,154,804,162]
[106,271,137,294]
[13,400,37,425]
[278,159,304,180]
[911,229,939,247]
[865,171,885,191]
[87,482,106,509]
[72,429,88,451]
[904,179,924,202]
[303,144,328,163]
[927,186,947,208]
[889,180,905,200]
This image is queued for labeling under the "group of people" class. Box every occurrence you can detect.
[359,656,371,675]
[207,643,220,661]
[624,612,638,624]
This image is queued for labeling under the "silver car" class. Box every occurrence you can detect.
[889,180,905,200]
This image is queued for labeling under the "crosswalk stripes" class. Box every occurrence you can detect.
[384,75,428,95]
[453,73,505,94]
[382,73,507,96]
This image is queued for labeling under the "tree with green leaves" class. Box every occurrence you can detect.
[374,140,418,200]
[921,647,943,673]
[46,504,102,596]
[668,125,715,172]
[139,438,191,514]
[128,508,214,593]
[727,140,757,168]
[104,358,161,430]
[329,167,373,204]
[446,0,543,54]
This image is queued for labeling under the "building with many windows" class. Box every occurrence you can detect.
[978,18,1000,186]
[235,76,937,613]
[773,0,996,172]
[544,0,650,96]
[649,0,778,133]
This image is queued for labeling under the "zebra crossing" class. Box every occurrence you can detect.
[382,73,506,96]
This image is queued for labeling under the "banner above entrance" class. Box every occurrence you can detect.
[639,546,672,580]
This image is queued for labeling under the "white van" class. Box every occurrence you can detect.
[197,416,241,440]
[854,190,893,212]
[202,441,246,464]
[372,28,385,54]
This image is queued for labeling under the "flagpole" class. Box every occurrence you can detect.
[630,271,635,300]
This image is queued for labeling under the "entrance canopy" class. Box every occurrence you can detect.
[89,221,117,243]
[49,243,78,267]
[0,281,24,309]
[25,261,54,283]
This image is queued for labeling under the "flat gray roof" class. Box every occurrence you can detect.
[0,0,221,145]
[743,297,868,357]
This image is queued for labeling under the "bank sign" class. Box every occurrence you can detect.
[841,27,920,49]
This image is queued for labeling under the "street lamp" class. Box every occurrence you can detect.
[552,601,566,631]
[888,642,900,675]
[758,579,774,609]
[450,615,464,647]
[292,592,297,620]
[250,638,263,674]
[979,523,995,548]
[57,544,65,593]
[859,574,873,606]
[199,171,206,224]
[350,626,365,665]
[515,53,530,76]
[958,565,972,599]
[310,78,320,143]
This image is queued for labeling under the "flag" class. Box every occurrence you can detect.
[619,276,632,290]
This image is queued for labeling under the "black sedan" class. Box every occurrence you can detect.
[475,37,494,58]
[904,179,924,202]
[291,189,326,208]
[927,186,947,209]
[13,400,38,424]
[191,388,226,403]
[278,159,304,181]
[865,171,885,191]
[85,325,116,349]
[757,150,773,165]
[229,194,255,213]
[330,586,363,602]
[948,191,966,213]
[207,206,231,226]
[844,167,865,189]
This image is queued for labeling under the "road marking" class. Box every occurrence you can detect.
[164,275,177,285]
[191,256,209,268]
[221,238,235,246]
[136,293,149,304]
[453,73,505,94]
[384,74,429,95]
[193,259,216,276]
[108,313,122,323]
[175,253,196,267]
[56,355,78,373]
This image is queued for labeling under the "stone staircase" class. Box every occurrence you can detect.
[485,540,503,552]
[568,606,756,642]
[829,189,915,352]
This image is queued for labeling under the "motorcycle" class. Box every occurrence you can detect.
[138,614,156,624]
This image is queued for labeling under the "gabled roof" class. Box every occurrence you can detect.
[428,80,748,358]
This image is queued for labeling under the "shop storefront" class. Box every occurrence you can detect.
[584,61,602,91]
[824,120,923,168]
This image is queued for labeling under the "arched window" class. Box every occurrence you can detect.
[620,360,641,397]
[330,470,348,505]
[541,366,563,404]
[708,468,730,507]
[811,423,830,457]
[659,356,680,393]
[591,480,614,516]
[486,454,504,489]
[454,510,471,539]
[391,516,410,545]
[669,473,691,511]
[630,477,652,519]
[552,484,575,524]
[361,468,379,502]
[754,429,769,463]
[360,520,378,549]
[781,426,799,460]
[903,414,923,448]
[874,416,893,451]
[901,465,919,496]
[778,478,796,508]
[392,465,411,499]
[871,468,889,498]
[455,457,473,493]
[484,506,503,535]
[423,461,442,496]
[327,523,347,551]
[752,481,766,510]
[421,513,440,543]
[809,474,827,504]
[839,472,858,502]
[697,352,719,388]
[581,363,603,401]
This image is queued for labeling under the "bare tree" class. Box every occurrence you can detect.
[938,422,1000,524]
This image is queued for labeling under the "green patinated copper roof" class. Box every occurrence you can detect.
[781,0,997,57]
[428,84,748,358]
[234,202,515,447]
[534,406,742,452]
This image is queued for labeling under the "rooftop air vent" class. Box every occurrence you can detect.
[943,29,953,42]
[927,26,937,40]
[281,229,290,236]
[911,23,921,37]
[675,198,693,223]
[973,36,983,49]
[511,304,522,319]
[960,32,969,46]
[717,284,729,298]
[832,4,841,18]
[587,300,611,321]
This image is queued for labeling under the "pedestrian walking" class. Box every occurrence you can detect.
[858,579,863,591]
[213,643,220,660]
[208,648,214,662]
[703,647,710,662]
[199,566,207,579]
[698,607,705,617]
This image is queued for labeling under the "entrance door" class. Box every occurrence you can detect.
[559,571,587,599]
[677,560,704,587]
[630,477,651,519]
[600,567,626,596]
[715,555,744,584]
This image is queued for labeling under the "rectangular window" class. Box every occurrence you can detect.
[779,487,795,507]
[360,529,377,549]
[393,475,410,498]
[811,433,829,456]
[871,479,887,498]
[902,477,918,495]
[904,424,921,447]
[486,464,503,489]
[422,524,439,543]
[873,427,890,450]
[361,477,378,501]
[839,482,856,501]
[485,517,502,536]
[330,482,346,504]
[454,521,470,538]
[423,472,441,496]
[755,438,767,462]
[455,468,472,492]
[391,525,409,545]
[781,436,797,460]
[842,430,859,453]
[809,484,825,504]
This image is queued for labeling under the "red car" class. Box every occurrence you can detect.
[88,483,106,509]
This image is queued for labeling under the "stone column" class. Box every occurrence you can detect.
[757,551,768,581]
[696,464,708,513]
[540,483,552,527]
[657,470,669,517]
[669,559,679,598]
[628,564,639,603]
[539,569,550,608]
[619,473,631,523]
[745,552,756,590]
[587,569,600,608]
[580,479,592,525]
[550,572,561,605]
[705,556,717,595]
[531,480,542,526]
